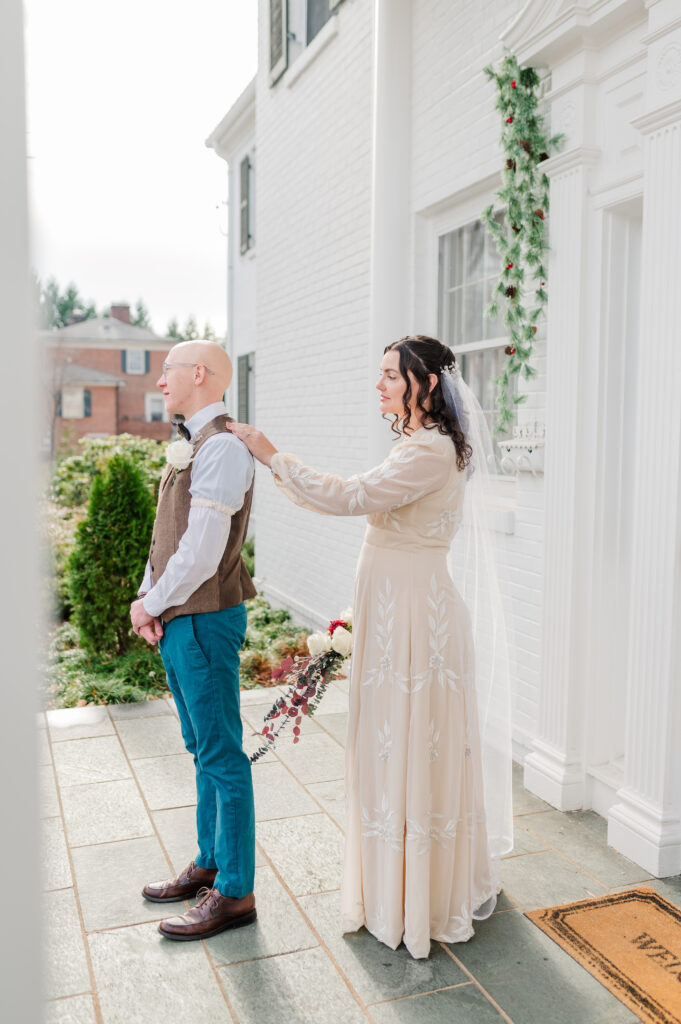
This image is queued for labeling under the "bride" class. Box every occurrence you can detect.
[229,334,513,959]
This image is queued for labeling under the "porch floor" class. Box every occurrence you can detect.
[40,678,681,1024]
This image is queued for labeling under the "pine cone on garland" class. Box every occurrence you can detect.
[520,139,532,153]
[505,286,517,299]
[505,158,516,172]
[511,224,521,234]
[534,208,545,220]
[539,152,549,162]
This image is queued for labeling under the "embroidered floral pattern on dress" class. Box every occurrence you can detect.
[377,721,392,762]
[362,579,408,690]
[427,721,440,763]
[361,793,403,852]
[425,500,463,537]
[406,575,460,694]
[406,812,460,855]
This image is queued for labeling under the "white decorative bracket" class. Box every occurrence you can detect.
[498,421,546,476]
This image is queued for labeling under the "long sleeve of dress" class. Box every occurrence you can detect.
[269,429,451,517]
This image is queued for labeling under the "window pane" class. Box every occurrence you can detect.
[126,349,145,374]
[447,289,463,348]
[463,281,483,345]
[460,346,516,466]
[448,229,464,289]
[307,0,331,42]
[62,386,84,419]
[464,221,484,283]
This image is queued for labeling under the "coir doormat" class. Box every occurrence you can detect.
[526,888,681,1024]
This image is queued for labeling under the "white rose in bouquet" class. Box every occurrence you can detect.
[307,631,332,656]
[340,607,353,627]
[165,439,194,471]
[330,626,353,657]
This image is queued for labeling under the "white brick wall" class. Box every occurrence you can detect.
[254,0,374,624]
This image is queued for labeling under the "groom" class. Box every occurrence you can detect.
[130,340,257,940]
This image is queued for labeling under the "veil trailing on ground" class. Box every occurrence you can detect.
[442,366,514,902]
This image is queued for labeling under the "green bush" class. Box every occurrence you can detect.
[52,434,166,507]
[239,595,308,688]
[242,536,255,577]
[68,453,155,654]
[46,622,169,707]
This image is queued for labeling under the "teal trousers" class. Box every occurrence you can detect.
[159,605,255,898]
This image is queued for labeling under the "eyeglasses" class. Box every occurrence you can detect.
[162,361,215,376]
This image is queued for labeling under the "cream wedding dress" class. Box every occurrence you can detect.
[270,425,498,959]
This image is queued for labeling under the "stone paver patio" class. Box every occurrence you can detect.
[40,679,681,1024]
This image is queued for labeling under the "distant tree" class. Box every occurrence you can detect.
[132,299,152,330]
[40,277,97,329]
[182,315,200,341]
[202,322,217,342]
[167,317,181,339]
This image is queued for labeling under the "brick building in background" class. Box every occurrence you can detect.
[45,303,173,452]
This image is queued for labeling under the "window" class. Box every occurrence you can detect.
[270,0,343,82]
[122,349,149,374]
[438,213,516,463]
[60,386,91,419]
[145,393,167,423]
[238,352,255,423]
[240,156,254,254]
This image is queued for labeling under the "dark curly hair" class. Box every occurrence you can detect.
[383,335,472,472]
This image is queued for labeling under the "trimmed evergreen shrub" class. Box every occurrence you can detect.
[68,453,155,654]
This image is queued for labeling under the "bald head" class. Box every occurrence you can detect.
[159,340,234,420]
[168,341,233,395]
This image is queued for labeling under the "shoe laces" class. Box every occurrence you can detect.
[195,886,220,908]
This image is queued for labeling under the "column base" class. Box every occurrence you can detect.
[608,788,681,879]
[524,739,585,811]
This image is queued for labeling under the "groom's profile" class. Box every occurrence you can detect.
[130,340,257,940]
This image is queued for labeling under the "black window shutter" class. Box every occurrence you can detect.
[55,390,62,418]
[240,157,251,255]
[145,350,150,374]
[84,390,92,417]
[238,355,250,423]
[121,350,127,373]
[269,0,287,84]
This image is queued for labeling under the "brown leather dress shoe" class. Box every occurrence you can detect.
[158,886,256,941]
[142,860,218,903]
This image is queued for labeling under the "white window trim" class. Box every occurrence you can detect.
[285,8,339,88]
[126,349,146,374]
[145,392,168,423]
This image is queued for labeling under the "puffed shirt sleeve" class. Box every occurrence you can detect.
[142,433,254,618]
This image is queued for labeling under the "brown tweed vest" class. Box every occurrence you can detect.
[149,414,256,622]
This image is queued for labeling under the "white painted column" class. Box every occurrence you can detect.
[0,0,42,1017]
[367,0,412,468]
[524,143,601,810]
[608,87,681,876]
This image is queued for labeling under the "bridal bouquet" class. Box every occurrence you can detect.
[249,609,353,764]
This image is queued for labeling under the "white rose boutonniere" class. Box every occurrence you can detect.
[166,439,194,476]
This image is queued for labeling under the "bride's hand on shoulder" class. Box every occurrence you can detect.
[227,421,278,468]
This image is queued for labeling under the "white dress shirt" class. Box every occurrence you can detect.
[139,401,254,619]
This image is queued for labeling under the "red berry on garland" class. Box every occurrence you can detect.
[504,345,516,355]
[511,80,516,88]
[506,116,513,124]
[506,262,514,270]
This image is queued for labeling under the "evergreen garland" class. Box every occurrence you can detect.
[482,54,563,433]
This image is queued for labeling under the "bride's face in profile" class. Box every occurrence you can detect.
[377,351,408,417]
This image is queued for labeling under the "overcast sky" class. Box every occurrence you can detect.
[24,0,258,337]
